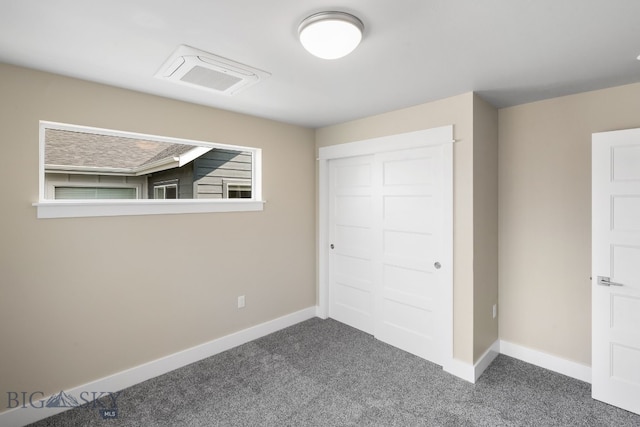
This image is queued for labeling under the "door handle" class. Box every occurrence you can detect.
[597,276,624,287]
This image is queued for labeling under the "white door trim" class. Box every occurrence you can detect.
[318,125,454,369]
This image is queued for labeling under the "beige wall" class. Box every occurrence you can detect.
[498,82,640,365]
[472,94,499,361]
[0,63,316,408]
[316,92,478,364]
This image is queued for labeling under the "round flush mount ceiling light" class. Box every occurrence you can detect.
[298,11,364,60]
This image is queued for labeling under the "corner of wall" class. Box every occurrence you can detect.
[472,94,499,363]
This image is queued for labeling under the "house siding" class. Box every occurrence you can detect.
[193,149,252,199]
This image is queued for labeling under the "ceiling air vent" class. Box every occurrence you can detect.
[155,45,270,95]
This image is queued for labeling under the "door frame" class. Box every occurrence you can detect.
[318,125,454,367]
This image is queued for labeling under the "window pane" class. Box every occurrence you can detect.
[55,187,136,200]
[165,185,177,199]
[227,185,251,199]
[55,187,96,199]
[96,187,136,199]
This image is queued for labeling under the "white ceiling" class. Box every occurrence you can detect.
[1,0,639,128]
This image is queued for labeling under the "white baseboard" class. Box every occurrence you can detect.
[0,306,318,427]
[443,358,475,383]
[444,340,500,383]
[500,340,591,383]
[315,305,328,319]
[444,340,590,385]
[474,340,500,381]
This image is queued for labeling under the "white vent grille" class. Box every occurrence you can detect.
[155,45,270,95]
[181,65,243,91]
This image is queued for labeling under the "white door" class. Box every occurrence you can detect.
[375,147,445,363]
[329,155,375,334]
[592,127,640,415]
[329,145,448,365]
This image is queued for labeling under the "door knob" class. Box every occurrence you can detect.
[597,276,623,287]
[434,262,441,269]
[330,244,335,249]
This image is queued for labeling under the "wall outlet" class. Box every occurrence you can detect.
[492,304,497,319]
[237,295,245,309]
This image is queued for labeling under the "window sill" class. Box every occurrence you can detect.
[33,199,265,219]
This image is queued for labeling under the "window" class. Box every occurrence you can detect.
[153,182,178,199]
[55,186,138,200]
[224,180,252,199]
[46,177,144,201]
[35,121,263,218]
[227,184,251,199]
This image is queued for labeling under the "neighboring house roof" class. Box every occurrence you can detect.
[45,128,212,175]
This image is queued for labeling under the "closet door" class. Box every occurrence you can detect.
[328,155,375,334]
[328,145,447,364]
[374,146,445,364]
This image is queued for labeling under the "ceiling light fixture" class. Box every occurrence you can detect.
[298,11,364,60]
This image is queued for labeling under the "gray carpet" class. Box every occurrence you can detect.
[29,318,640,426]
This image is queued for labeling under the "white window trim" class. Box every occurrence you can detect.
[34,199,264,219]
[35,121,264,219]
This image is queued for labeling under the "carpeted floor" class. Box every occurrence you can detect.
[29,318,640,426]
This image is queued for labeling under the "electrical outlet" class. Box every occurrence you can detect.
[238,295,245,309]
[492,304,497,319]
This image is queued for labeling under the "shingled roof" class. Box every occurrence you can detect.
[45,128,205,174]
